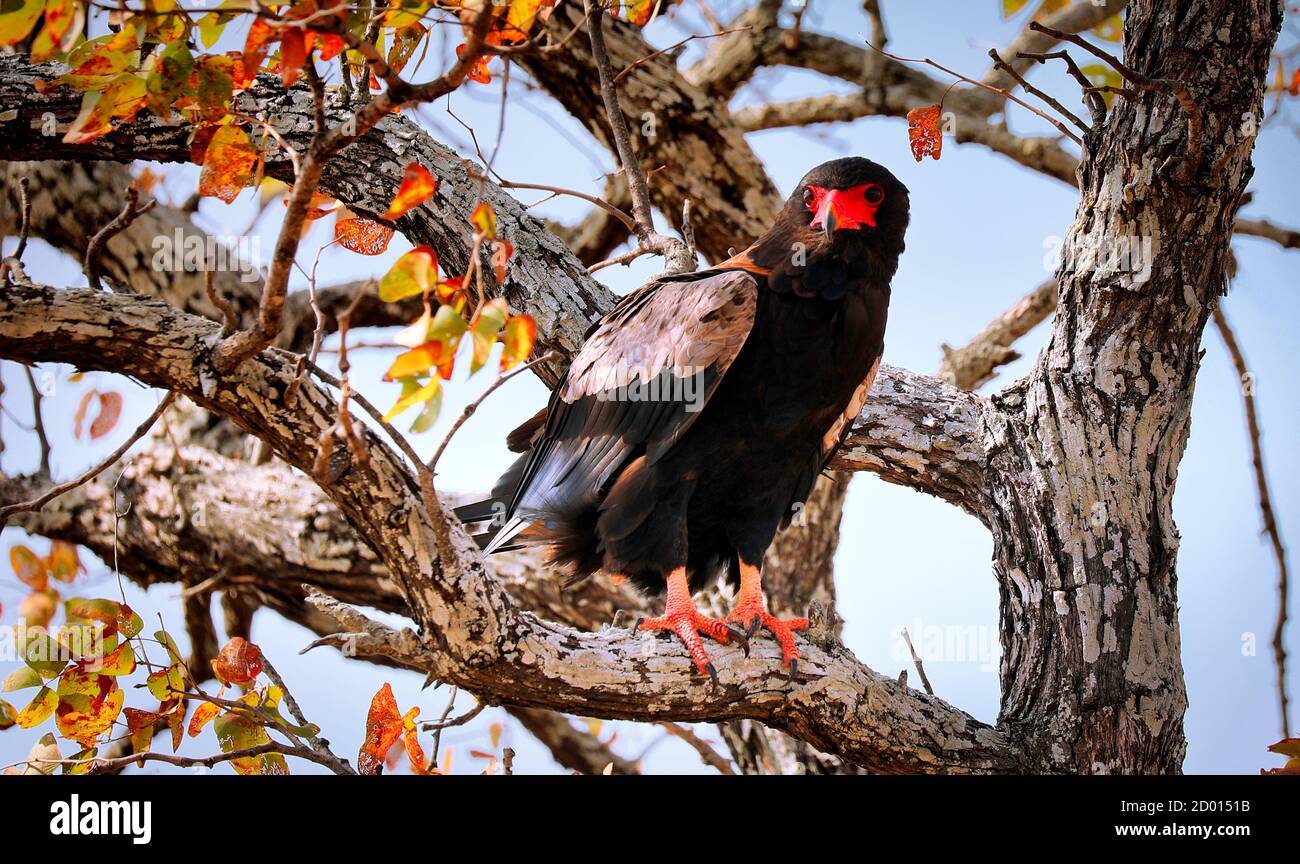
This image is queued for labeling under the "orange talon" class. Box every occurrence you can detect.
[725,560,808,676]
[636,567,737,686]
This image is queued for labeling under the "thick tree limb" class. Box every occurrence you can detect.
[0,282,1020,773]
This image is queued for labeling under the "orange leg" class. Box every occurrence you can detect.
[725,560,808,678]
[636,568,741,688]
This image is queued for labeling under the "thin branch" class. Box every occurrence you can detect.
[84,186,156,292]
[259,652,357,774]
[659,722,737,774]
[988,48,1090,135]
[0,391,175,525]
[866,41,1082,145]
[1213,305,1290,739]
[582,0,695,273]
[1017,49,1107,126]
[1027,21,1201,181]
[23,365,50,478]
[901,627,934,696]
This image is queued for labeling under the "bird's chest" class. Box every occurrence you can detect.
[729,283,888,436]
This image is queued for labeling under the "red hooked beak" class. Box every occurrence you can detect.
[810,187,878,241]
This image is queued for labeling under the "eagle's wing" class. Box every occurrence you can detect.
[483,268,757,550]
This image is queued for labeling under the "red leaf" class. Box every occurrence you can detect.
[358,683,420,775]
[382,162,438,220]
[211,637,263,687]
[88,391,122,439]
[906,104,943,162]
[335,209,395,255]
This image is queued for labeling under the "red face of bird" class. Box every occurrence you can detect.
[804,183,885,241]
[792,157,910,246]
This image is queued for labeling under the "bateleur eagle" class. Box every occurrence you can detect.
[457,157,909,685]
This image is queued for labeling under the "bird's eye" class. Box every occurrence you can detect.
[864,185,885,205]
[802,187,816,209]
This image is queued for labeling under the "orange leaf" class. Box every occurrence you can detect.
[88,391,122,440]
[335,208,396,255]
[382,162,438,220]
[358,683,413,775]
[11,545,48,590]
[48,541,85,583]
[187,701,220,737]
[906,104,943,162]
[379,246,439,302]
[211,637,263,687]
[280,27,307,88]
[316,32,345,62]
[501,314,537,372]
[242,16,279,78]
[471,202,497,239]
[490,238,513,284]
[198,125,258,203]
[384,344,442,381]
[457,43,492,83]
[55,669,125,747]
[73,389,95,439]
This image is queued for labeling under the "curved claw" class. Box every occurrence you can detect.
[632,616,644,633]
[705,662,719,692]
[744,616,762,642]
[725,625,750,657]
[787,658,798,683]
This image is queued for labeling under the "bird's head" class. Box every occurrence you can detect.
[790,157,909,250]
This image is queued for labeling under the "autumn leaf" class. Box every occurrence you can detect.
[335,208,396,255]
[470,298,510,373]
[458,43,493,83]
[358,683,421,775]
[4,666,43,693]
[48,541,85,583]
[123,707,158,764]
[188,701,220,737]
[501,314,537,371]
[56,669,125,746]
[906,104,943,162]
[382,162,438,220]
[65,596,143,638]
[16,686,57,729]
[146,40,196,117]
[11,544,48,590]
[63,74,148,145]
[624,0,654,26]
[388,22,427,77]
[384,344,443,381]
[383,377,442,424]
[243,16,279,78]
[211,637,264,687]
[30,0,84,62]
[1079,64,1124,108]
[0,699,16,731]
[214,695,289,775]
[490,238,514,284]
[280,27,307,88]
[198,125,258,204]
[471,202,498,239]
[1091,13,1124,43]
[379,246,440,302]
[19,590,57,630]
[317,32,346,62]
[0,0,46,47]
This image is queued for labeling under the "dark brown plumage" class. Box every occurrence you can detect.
[457,157,909,681]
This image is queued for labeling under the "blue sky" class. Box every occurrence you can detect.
[2,1,1296,774]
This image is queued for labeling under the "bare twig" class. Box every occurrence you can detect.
[204,270,240,336]
[901,627,934,696]
[988,49,1090,135]
[1213,306,1290,739]
[259,652,357,774]
[659,722,737,774]
[0,391,176,525]
[84,186,156,292]
[1028,21,1201,181]
[583,0,695,274]
[866,41,1082,146]
[23,365,49,478]
[1017,49,1107,126]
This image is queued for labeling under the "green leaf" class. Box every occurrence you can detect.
[378,246,438,302]
[0,0,46,47]
[146,40,195,116]
[3,666,44,692]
